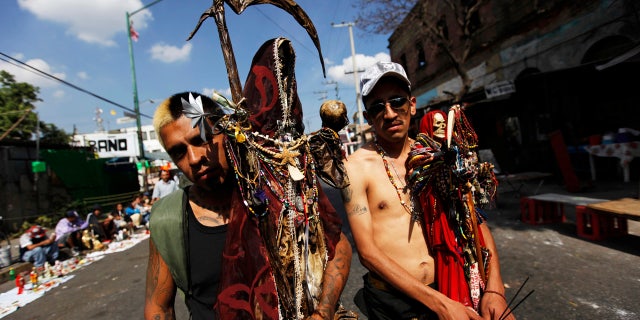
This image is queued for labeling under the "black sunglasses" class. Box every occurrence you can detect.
[366,96,409,117]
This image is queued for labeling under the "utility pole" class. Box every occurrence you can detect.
[35,112,39,195]
[331,21,365,145]
[323,80,339,99]
[313,90,328,101]
[127,0,165,192]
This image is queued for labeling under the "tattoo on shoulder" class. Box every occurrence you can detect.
[340,187,353,202]
[347,204,368,217]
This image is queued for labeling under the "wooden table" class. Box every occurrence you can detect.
[520,193,607,225]
[578,198,640,240]
[587,198,640,220]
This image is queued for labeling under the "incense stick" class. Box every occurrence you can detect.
[500,290,534,320]
[498,276,530,320]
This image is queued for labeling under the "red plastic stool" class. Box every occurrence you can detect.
[602,215,628,238]
[575,206,627,241]
[520,198,565,225]
[576,205,602,240]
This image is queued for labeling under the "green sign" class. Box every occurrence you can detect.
[32,161,46,173]
[136,160,150,170]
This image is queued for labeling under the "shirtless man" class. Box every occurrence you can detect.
[341,61,512,320]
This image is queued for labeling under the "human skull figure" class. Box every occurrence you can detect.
[432,112,446,140]
[319,100,348,132]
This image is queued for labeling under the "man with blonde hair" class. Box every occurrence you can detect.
[144,90,352,320]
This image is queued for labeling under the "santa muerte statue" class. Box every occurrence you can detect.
[184,1,353,319]
[407,105,498,312]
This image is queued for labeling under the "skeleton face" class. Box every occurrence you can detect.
[433,113,446,140]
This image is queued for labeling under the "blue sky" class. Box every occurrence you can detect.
[0,0,393,135]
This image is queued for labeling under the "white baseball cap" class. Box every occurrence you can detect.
[360,61,411,99]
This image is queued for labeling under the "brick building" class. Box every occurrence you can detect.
[388,0,640,177]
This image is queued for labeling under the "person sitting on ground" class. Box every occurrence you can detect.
[55,210,88,255]
[142,192,152,208]
[151,170,178,205]
[86,204,110,242]
[20,225,58,268]
[110,202,134,236]
[125,195,149,228]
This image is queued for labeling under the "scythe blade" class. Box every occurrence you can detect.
[187,0,325,104]
[225,0,325,75]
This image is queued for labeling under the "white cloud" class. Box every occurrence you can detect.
[324,57,335,66]
[327,52,390,87]
[202,87,232,99]
[149,43,192,63]
[77,71,89,80]
[17,0,152,47]
[0,56,66,88]
[53,90,66,98]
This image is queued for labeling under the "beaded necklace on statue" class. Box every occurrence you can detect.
[375,143,421,223]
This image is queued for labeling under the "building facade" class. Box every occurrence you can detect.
[389,0,640,177]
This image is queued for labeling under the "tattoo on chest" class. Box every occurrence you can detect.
[197,215,225,224]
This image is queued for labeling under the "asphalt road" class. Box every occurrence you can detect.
[2,180,639,319]
[0,236,189,320]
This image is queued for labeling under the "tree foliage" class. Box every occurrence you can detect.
[353,0,418,34]
[40,122,72,145]
[0,70,40,140]
[0,70,70,144]
[414,0,486,101]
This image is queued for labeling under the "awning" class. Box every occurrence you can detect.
[595,44,640,71]
[144,151,172,162]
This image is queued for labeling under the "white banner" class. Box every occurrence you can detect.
[72,132,140,158]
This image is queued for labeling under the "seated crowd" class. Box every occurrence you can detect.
[19,172,179,268]
[19,194,151,265]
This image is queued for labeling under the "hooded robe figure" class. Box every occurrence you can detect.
[216,37,344,319]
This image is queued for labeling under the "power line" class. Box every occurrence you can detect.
[0,56,37,77]
[0,52,152,119]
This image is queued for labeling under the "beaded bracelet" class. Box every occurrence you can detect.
[484,290,507,301]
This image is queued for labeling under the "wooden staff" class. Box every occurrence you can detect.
[187,0,325,104]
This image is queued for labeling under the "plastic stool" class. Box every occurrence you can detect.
[575,206,627,241]
[520,197,565,225]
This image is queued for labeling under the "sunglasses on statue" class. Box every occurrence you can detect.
[366,96,409,117]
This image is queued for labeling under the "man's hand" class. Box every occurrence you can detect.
[480,291,515,320]
[437,299,483,320]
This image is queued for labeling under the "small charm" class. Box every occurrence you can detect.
[295,195,304,211]
[236,131,246,143]
[251,189,268,216]
[234,125,246,143]
[288,164,305,181]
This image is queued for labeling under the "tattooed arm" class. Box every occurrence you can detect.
[144,239,177,320]
[307,233,352,320]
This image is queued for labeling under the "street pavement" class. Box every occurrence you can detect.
[0,179,638,319]
[325,179,640,320]
[0,234,189,320]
